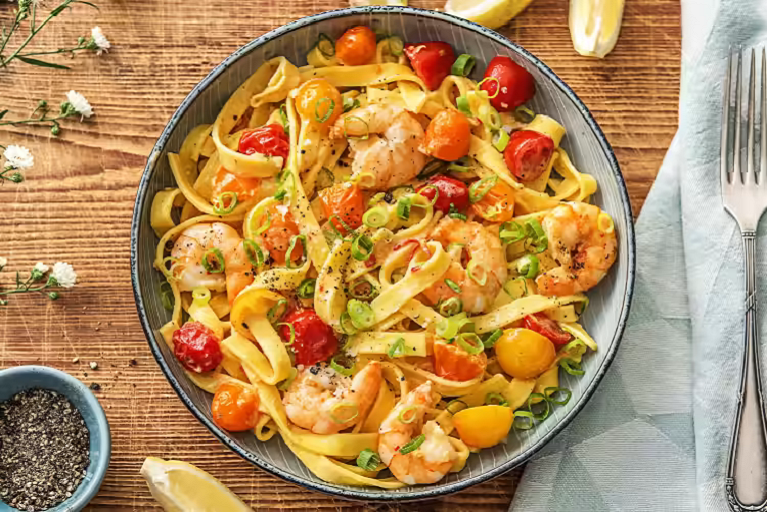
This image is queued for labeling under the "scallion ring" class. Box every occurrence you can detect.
[492,129,510,152]
[315,98,335,124]
[444,278,462,294]
[399,434,425,454]
[435,312,473,341]
[438,297,463,317]
[356,448,380,472]
[387,36,404,56]
[317,33,335,57]
[212,191,238,215]
[279,103,289,131]
[343,96,361,113]
[516,254,540,279]
[398,404,418,424]
[445,399,468,415]
[349,277,379,300]
[448,162,471,173]
[201,248,225,274]
[560,358,585,376]
[161,256,179,281]
[456,95,472,116]
[482,329,503,349]
[387,337,407,358]
[276,322,296,346]
[329,214,355,240]
[513,410,535,430]
[351,233,374,262]
[514,105,535,124]
[329,402,359,424]
[297,278,316,299]
[544,387,572,406]
[347,299,375,330]
[339,311,358,335]
[499,220,525,244]
[478,104,502,131]
[503,276,528,299]
[368,192,386,207]
[485,392,508,406]
[330,356,355,377]
[243,239,265,267]
[285,234,307,269]
[524,219,548,253]
[253,210,272,236]
[449,212,467,221]
[466,259,487,286]
[418,184,440,207]
[451,53,476,77]
[396,196,411,220]
[477,76,501,99]
[455,333,484,355]
[278,367,298,391]
[267,298,288,324]
[469,175,498,203]
[343,115,370,140]
[527,392,551,421]
[160,281,174,311]
[362,206,389,228]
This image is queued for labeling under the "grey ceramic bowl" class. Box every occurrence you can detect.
[131,6,635,501]
[0,365,110,512]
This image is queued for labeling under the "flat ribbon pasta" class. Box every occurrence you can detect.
[300,63,426,90]
[472,294,587,333]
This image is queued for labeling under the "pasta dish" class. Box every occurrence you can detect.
[150,26,618,488]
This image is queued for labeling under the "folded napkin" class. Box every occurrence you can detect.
[511,1,766,510]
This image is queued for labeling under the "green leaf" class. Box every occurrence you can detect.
[16,56,70,69]
[0,110,8,120]
[72,1,100,9]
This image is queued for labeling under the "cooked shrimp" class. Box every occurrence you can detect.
[421,217,508,314]
[331,104,427,190]
[171,222,253,305]
[535,202,617,296]
[283,361,381,435]
[378,381,457,485]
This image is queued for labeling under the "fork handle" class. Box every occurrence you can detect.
[727,233,767,511]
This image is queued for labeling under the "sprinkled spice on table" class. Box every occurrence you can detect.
[0,389,90,512]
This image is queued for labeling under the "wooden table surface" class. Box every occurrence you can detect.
[0,0,680,509]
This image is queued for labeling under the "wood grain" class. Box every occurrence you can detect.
[0,0,680,509]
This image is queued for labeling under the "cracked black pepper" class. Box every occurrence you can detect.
[0,389,90,511]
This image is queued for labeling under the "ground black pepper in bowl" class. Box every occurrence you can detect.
[0,389,90,512]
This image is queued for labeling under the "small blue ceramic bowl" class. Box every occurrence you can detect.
[0,366,110,512]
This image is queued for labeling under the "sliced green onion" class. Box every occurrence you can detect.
[449,212,467,221]
[276,322,296,346]
[368,192,386,206]
[478,104,502,131]
[544,387,572,406]
[328,214,355,240]
[278,367,298,391]
[254,210,272,236]
[297,278,316,299]
[466,259,487,286]
[524,219,548,253]
[438,297,463,317]
[503,276,529,299]
[451,53,476,77]
[315,98,335,123]
[561,338,586,358]
[486,392,508,406]
[575,297,590,316]
[435,312,473,341]
[448,162,471,173]
[387,337,407,358]
[516,254,540,279]
[514,105,536,124]
[343,96,361,113]
[445,399,468,415]
[560,358,585,376]
[513,410,535,430]
[356,448,380,471]
[396,197,411,220]
[351,233,374,261]
[160,281,174,311]
[399,434,425,454]
[417,160,447,180]
[469,175,498,203]
[387,36,404,56]
[398,404,418,424]
[279,103,289,132]
[349,277,379,300]
[343,115,370,140]
[347,299,375,330]
[330,356,354,377]
[419,185,440,206]
[201,248,225,274]
[527,392,550,421]
[267,298,288,324]
[363,206,389,228]
[456,95,472,116]
[444,278,461,294]
[243,239,265,267]
[316,167,335,191]
[212,191,238,215]
[317,33,335,57]
[477,77,501,99]
[492,129,510,152]
[455,333,484,355]
[274,189,287,200]
[499,220,525,244]
[161,256,179,282]
[330,402,358,424]
[483,329,503,349]
[285,235,307,269]
[340,311,358,335]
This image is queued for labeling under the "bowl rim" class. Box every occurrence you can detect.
[130,5,636,502]
[0,365,111,511]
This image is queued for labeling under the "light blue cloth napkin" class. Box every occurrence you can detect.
[511,1,767,510]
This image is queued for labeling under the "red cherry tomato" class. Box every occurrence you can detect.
[417,175,469,214]
[433,339,488,381]
[211,383,260,432]
[421,109,471,161]
[318,183,365,231]
[503,130,555,182]
[480,56,535,112]
[403,41,455,91]
[280,308,338,366]
[335,26,377,66]
[523,313,573,346]
[172,322,223,373]
[238,124,290,165]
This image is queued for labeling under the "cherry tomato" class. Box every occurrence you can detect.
[279,308,338,366]
[403,41,455,91]
[421,109,471,161]
[470,179,515,222]
[480,56,535,112]
[259,203,303,265]
[503,130,555,182]
[296,78,343,127]
[433,339,488,381]
[417,174,469,214]
[494,328,556,379]
[319,183,365,231]
[172,322,223,373]
[523,313,573,346]
[335,26,377,66]
[211,383,260,432]
[211,166,261,203]
[238,124,289,165]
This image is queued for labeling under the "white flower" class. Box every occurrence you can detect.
[51,262,77,288]
[65,90,93,119]
[33,262,49,274]
[0,257,7,268]
[3,145,34,169]
[91,27,110,55]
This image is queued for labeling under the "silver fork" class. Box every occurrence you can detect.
[724,47,767,511]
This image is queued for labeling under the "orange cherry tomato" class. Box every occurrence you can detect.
[210,166,262,203]
[335,26,377,66]
[494,328,556,379]
[211,383,260,432]
[433,339,488,381]
[421,109,471,161]
[470,179,515,223]
[318,183,365,231]
[296,78,343,127]
[258,203,303,265]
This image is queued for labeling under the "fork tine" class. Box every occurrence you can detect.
[722,50,733,186]
[761,47,766,182]
[735,48,743,181]
[748,48,757,184]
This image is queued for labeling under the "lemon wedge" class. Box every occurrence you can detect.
[569,0,625,58]
[444,0,533,29]
[140,457,252,512]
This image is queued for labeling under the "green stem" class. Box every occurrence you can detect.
[0,283,50,296]
[0,113,69,127]
[17,46,87,58]
[0,19,21,62]
[1,0,73,67]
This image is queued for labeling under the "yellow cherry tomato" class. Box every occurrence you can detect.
[494,328,556,379]
[295,78,342,127]
[452,405,514,448]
